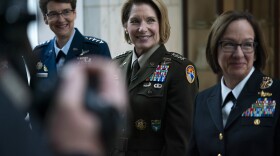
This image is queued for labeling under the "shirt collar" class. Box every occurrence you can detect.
[131,44,160,69]
[221,66,255,104]
[54,29,76,56]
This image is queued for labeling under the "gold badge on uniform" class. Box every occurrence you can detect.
[151,120,161,132]
[186,65,195,84]
[80,49,90,56]
[43,65,48,72]
[36,61,43,70]
[254,119,261,125]
[260,77,273,89]
[143,82,151,87]
[135,119,147,130]
[258,90,272,97]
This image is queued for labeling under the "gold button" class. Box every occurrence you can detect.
[218,154,222,156]
[219,133,223,141]
[254,119,261,125]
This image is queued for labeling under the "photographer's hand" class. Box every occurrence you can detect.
[46,57,127,156]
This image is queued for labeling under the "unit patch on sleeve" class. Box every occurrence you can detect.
[186,65,195,84]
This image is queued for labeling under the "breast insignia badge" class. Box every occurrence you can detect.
[135,119,147,131]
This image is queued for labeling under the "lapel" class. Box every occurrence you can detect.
[119,53,133,84]
[41,39,57,77]
[207,85,224,131]
[65,28,85,62]
[225,70,264,129]
[128,45,166,91]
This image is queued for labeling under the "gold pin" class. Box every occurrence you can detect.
[258,90,272,97]
[36,61,43,70]
[260,77,273,89]
[254,119,261,125]
[43,65,48,72]
[135,119,147,130]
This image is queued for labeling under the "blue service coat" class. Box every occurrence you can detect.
[31,28,111,85]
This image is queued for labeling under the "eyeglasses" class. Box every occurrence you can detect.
[219,41,257,54]
[46,9,75,20]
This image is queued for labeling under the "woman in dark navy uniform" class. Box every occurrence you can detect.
[188,11,280,156]
[111,0,199,156]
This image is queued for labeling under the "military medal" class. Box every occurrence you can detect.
[242,98,276,117]
[148,65,169,82]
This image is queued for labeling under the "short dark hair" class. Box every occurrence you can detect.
[206,10,268,74]
[39,0,77,15]
[121,0,170,44]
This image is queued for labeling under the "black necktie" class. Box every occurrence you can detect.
[222,92,237,109]
[130,59,140,82]
[56,50,66,63]
[222,91,237,127]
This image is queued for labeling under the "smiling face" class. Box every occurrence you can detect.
[44,1,76,41]
[218,19,256,87]
[125,3,160,56]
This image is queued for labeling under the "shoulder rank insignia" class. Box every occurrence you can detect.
[114,51,132,60]
[171,53,186,61]
[186,65,195,83]
[85,37,104,44]
[260,76,273,89]
[38,40,50,46]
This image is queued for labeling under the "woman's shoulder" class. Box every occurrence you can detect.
[164,51,195,65]
[113,50,132,60]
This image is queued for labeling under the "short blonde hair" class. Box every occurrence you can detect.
[121,0,170,44]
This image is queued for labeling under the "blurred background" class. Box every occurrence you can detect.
[28,0,280,91]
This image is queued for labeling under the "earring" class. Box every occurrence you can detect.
[124,28,128,34]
